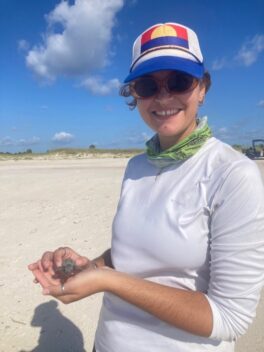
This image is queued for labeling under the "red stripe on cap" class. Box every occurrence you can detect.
[169,24,188,40]
[141,24,188,46]
[141,25,160,45]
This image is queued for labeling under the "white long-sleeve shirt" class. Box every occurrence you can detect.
[95,137,264,352]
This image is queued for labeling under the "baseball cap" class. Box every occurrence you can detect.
[124,22,205,83]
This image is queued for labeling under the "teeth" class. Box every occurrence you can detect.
[155,109,180,117]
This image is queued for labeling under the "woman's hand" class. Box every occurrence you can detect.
[31,264,108,304]
[28,247,92,276]
[28,247,95,286]
[28,246,112,303]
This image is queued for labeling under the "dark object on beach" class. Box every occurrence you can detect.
[55,259,82,281]
[245,139,264,160]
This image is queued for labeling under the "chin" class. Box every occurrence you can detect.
[157,127,183,137]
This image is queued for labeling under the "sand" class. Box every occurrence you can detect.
[0,158,263,352]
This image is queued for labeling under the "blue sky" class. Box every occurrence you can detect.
[1,0,264,152]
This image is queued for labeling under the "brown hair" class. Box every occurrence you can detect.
[119,71,212,110]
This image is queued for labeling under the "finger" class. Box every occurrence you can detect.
[53,247,71,267]
[75,256,90,268]
[28,260,46,272]
[32,269,52,288]
[38,259,45,272]
[41,251,54,271]
[42,282,74,298]
[43,283,66,296]
[53,247,83,267]
[31,268,60,288]
[28,262,39,271]
[44,284,80,305]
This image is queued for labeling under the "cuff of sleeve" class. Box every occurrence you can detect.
[204,295,237,342]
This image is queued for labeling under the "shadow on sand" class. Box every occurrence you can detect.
[21,300,86,352]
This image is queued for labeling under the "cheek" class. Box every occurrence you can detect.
[188,99,199,113]
[183,93,201,114]
[137,100,150,119]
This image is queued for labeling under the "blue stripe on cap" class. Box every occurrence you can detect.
[141,37,189,54]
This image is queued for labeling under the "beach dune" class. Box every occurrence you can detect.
[0,159,263,352]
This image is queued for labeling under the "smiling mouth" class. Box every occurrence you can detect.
[152,109,182,118]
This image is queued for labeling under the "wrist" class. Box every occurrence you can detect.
[95,266,116,292]
[92,249,113,269]
[91,256,106,269]
[90,260,99,269]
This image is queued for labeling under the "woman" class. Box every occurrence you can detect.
[29,22,264,352]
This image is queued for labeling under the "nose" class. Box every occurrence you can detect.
[154,86,174,102]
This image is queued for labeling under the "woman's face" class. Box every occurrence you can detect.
[136,70,206,150]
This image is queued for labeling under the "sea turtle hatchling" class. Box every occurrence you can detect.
[55,258,82,282]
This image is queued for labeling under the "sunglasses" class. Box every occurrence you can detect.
[129,72,199,99]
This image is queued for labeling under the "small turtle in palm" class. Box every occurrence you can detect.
[55,258,82,282]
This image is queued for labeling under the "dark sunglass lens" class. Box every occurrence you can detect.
[168,72,196,93]
[134,77,158,98]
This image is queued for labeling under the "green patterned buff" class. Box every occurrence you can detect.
[146,116,212,168]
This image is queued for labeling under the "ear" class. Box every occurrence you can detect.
[198,83,206,105]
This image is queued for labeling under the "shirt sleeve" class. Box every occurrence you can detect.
[205,160,264,341]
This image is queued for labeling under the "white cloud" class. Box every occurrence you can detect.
[212,34,264,70]
[17,139,27,146]
[18,137,41,146]
[81,76,121,95]
[235,34,264,66]
[257,99,264,108]
[127,132,151,144]
[108,131,151,148]
[18,39,30,51]
[213,127,230,141]
[52,131,74,143]
[212,121,264,145]
[0,136,40,146]
[25,0,124,81]
[211,58,228,71]
[0,136,14,146]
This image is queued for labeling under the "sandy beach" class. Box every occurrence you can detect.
[0,158,263,352]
